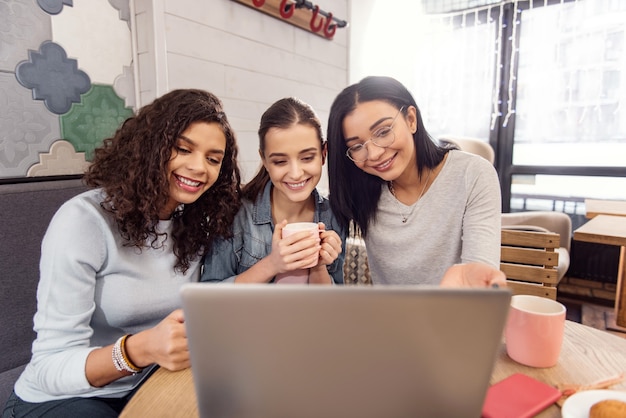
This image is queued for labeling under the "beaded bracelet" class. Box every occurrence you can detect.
[112,334,142,374]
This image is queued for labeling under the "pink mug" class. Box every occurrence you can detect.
[505,295,566,368]
[274,222,319,284]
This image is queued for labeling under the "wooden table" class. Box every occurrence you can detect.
[585,198,626,219]
[574,214,626,327]
[120,321,626,418]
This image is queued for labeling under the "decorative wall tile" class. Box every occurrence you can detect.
[2,0,136,180]
[50,0,132,85]
[0,0,52,73]
[113,65,136,110]
[60,84,133,160]
[0,73,60,179]
[15,41,91,115]
[27,140,89,177]
[37,0,73,15]
[108,0,131,25]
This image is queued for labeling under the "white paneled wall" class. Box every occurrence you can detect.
[133,0,349,188]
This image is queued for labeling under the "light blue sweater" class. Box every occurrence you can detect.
[14,189,200,402]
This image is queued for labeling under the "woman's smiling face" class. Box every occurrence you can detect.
[262,123,325,204]
[342,101,417,182]
[161,121,226,219]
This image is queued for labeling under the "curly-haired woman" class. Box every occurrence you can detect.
[3,89,241,418]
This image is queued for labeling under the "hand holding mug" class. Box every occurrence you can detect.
[269,221,320,274]
[274,221,321,284]
[317,222,342,266]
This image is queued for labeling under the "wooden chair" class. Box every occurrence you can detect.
[501,211,572,282]
[500,229,561,299]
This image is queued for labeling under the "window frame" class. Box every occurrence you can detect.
[488,1,626,212]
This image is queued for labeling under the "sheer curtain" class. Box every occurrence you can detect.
[512,0,626,202]
[514,0,626,167]
[413,0,626,145]
[412,0,626,203]
[413,3,502,141]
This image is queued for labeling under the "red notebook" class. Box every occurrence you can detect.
[482,373,562,418]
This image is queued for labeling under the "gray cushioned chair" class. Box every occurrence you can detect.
[0,178,88,406]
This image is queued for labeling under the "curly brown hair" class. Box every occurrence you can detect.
[84,89,241,272]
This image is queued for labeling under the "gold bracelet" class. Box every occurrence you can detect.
[112,334,142,374]
[120,334,143,373]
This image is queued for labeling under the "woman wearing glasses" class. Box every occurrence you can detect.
[326,76,502,286]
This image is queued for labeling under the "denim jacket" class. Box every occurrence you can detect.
[201,181,345,284]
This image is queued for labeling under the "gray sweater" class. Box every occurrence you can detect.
[15,189,200,402]
[366,151,501,285]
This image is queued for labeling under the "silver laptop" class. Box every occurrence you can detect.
[180,283,511,418]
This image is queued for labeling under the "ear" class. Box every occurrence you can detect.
[259,149,269,169]
[406,106,418,134]
[321,141,327,165]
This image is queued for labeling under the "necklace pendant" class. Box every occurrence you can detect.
[402,217,408,223]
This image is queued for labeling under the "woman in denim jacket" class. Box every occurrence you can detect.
[202,98,345,284]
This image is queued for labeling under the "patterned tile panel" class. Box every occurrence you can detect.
[50,0,132,85]
[0,73,61,179]
[113,65,136,110]
[37,0,73,15]
[2,0,135,179]
[0,0,52,73]
[15,41,91,115]
[108,0,131,25]
[60,84,133,160]
[27,140,89,177]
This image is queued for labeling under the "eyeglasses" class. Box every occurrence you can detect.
[345,106,405,162]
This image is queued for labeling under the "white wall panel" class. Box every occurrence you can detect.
[135,9,151,54]
[137,52,156,97]
[134,0,348,183]
[166,53,226,95]
[165,0,295,52]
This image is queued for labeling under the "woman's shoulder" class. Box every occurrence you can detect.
[238,195,262,217]
[232,196,269,229]
[446,149,494,173]
[53,188,109,223]
[56,187,101,209]
[45,188,115,243]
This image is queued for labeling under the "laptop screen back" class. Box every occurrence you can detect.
[181,284,511,418]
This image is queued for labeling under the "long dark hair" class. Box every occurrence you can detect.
[84,89,241,272]
[243,97,323,201]
[327,76,448,237]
